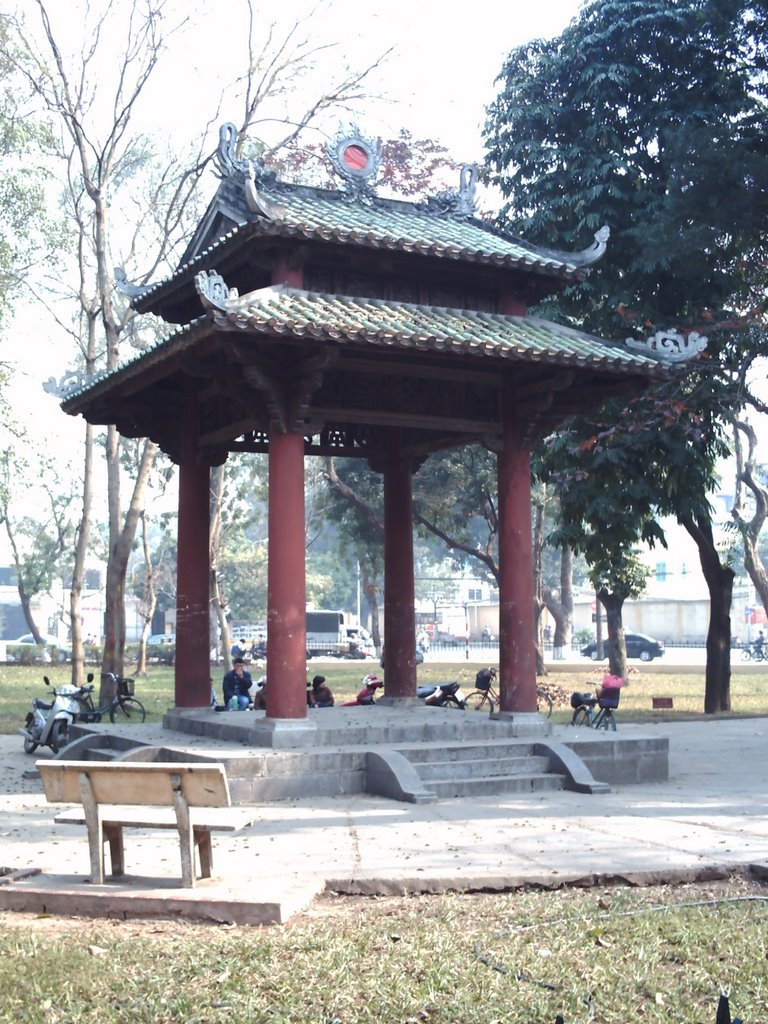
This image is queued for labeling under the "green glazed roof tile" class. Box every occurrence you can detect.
[221,286,659,370]
[61,286,663,409]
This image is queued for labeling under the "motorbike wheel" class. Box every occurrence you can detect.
[110,696,146,724]
[23,735,39,754]
[49,719,70,753]
[464,690,493,713]
[444,695,464,709]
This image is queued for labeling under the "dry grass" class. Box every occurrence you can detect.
[0,878,765,1022]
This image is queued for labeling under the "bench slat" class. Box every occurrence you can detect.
[54,807,253,831]
[37,761,231,809]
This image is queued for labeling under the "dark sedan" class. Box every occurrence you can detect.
[580,632,665,662]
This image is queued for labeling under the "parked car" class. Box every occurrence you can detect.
[145,633,176,664]
[10,633,70,663]
[580,632,665,662]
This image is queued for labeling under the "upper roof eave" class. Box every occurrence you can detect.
[129,177,609,316]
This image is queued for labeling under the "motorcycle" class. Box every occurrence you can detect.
[340,673,384,706]
[417,680,466,709]
[20,674,95,754]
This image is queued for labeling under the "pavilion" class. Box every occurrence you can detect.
[61,124,668,740]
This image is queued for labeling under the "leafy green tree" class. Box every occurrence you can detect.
[485,0,768,332]
[484,0,768,711]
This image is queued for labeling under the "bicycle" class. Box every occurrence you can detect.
[76,671,146,724]
[463,667,553,717]
[569,687,619,731]
[740,643,766,662]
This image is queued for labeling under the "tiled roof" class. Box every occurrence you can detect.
[224,286,660,371]
[262,190,577,270]
[133,182,601,308]
[62,288,662,407]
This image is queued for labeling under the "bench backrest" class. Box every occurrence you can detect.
[37,761,231,809]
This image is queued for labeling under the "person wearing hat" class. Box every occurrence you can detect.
[308,674,334,708]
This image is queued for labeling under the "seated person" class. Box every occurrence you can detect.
[308,674,334,708]
[222,657,252,710]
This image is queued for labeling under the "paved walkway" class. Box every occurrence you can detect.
[1,717,767,924]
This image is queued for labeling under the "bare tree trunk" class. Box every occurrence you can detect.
[682,513,734,713]
[101,438,158,697]
[134,511,157,676]
[209,465,232,671]
[532,501,546,675]
[543,546,574,661]
[69,420,94,685]
[3,517,39,639]
[362,571,381,652]
[733,420,768,615]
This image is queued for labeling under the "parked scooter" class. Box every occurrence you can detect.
[340,673,384,706]
[19,674,94,754]
[416,680,466,709]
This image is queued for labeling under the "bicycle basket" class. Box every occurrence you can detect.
[598,687,621,709]
[118,676,135,697]
[475,668,494,691]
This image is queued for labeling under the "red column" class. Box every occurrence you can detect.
[383,429,417,698]
[265,430,307,719]
[497,377,537,713]
[175,389,211,707]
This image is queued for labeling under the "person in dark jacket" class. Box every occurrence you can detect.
[222,658,252,710]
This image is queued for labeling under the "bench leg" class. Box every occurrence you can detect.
[194,828,214,878]
[86,819,105,885]
[103,824,125,877]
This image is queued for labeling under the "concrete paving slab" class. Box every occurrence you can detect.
[1,716,767,924]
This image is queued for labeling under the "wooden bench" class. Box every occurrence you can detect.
[37,760,253,888]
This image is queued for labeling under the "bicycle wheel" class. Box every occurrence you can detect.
[110,696,146,724]
[536,688,553,718]
[741,647,752,661]
[571,706,592,727]
[464,690,493,713]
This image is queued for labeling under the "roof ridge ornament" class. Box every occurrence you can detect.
[420,164,478,218]
[625,328,708,362]
[214,122,261,182]
[569,225,610,267]
[195,270,240,313]
[326,125,381,200]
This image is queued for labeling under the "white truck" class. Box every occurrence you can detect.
[305,610,372,659]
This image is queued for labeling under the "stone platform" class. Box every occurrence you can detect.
[61,704,669,805]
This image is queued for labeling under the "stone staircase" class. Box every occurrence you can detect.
[52,725,574,804]
[397,740,566,799]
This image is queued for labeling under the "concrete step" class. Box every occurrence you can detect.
[82,747,120,761]
[398,740,539,764]
[426,772,565,799]
[413,754,551,782]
